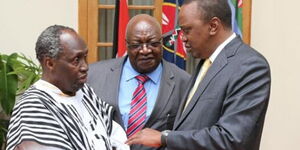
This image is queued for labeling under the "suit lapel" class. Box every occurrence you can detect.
[178,54,227,126]
[145,60,175,127]
[173,36,243,129]
[105,58,126,128]
[174,60,203,124]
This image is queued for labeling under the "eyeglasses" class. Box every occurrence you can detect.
[127,40,162,50]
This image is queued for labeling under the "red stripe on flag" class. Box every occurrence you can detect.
[177,30,187,58]
[238,0,243,8]
[117,0,129,57]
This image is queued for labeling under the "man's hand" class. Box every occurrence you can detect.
[125,128,162,147]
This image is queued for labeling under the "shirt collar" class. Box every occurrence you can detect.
[209,33,236,63]
[35,79,77,97]
[123,58,162,84]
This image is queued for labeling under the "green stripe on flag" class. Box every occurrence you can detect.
[231,0,243,32]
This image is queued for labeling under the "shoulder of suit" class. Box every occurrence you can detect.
[89,58,123,69]
[233,41,268,62]
[162,59,191,79]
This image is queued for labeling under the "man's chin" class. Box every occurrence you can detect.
[137,66,156,74]
[73,83,85,92]
[186,47,192,53]
[137,62,156,73]
[190,51,202,59]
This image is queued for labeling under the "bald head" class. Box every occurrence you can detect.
[126,14,161,40]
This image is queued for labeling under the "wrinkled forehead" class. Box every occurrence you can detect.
[134,21,154,31]
[127,20,161,40]
[60,31,87,50]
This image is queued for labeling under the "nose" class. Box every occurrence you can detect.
[181,32,188,42]
[80,59,89,72]
[139,44,152,54]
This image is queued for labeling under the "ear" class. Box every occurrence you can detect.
[42,57,56,71]
[208,17,221,35]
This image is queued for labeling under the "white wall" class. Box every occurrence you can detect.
[251,0,300,150]
[0,0,78,61]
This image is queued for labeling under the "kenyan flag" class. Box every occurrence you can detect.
[228,0,243,37]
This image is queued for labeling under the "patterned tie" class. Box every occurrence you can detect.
[126,74,149,137]
[184,59,212,111]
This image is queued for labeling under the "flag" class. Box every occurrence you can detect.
[228,0,243,37]
[162,0,187,70]
[113,0,129,58]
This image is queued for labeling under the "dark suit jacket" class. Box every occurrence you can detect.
[167,37,271,150]
[87,57,190,150]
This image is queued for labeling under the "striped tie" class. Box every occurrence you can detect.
[126,74,149,137]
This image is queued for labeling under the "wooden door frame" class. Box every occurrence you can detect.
[79,0,98,63]
[78,0,88,43]
[243,0,252,45]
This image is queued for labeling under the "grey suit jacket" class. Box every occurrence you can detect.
[167,37,271,150]
[87,57,190,150]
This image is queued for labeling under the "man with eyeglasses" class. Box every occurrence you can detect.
[88,14,190,150]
